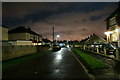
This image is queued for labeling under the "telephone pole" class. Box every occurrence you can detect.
[53,26,54,45]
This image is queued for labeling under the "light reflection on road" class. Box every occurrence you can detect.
[52,48,65,73]
[54,48,64,63]
[56,55,62,60]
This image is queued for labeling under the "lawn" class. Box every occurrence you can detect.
[72,48,109,69]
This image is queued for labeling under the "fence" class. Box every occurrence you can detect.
[74,44,120,61]
[2,45,50,61]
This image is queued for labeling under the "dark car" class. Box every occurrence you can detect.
[52,44,61,51]
[100,43,116,55]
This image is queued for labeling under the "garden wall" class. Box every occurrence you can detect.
[2,45,50,61]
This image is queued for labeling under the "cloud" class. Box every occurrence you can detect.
[2,3,56,18]
[3,2,117,18]
[2,2,76,19]
[23,4,116,40]
[3,2,118,40]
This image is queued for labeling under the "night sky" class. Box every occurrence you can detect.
[2,2,118,40]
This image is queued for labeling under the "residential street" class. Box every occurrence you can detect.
[2,2,120,80]
[3,48,91,80]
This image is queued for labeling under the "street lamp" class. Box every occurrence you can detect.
[56,35,60,40]
[57,35,60,38]
[56,35,60,44]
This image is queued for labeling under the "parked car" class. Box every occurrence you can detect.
[101,43,116,55]
[59,43,66,48]
[53,44,61,51]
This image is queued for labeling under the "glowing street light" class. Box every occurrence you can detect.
[56,35,60,40]
[57,35,60,38]
[56,35,60,44]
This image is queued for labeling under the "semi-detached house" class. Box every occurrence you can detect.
[8,26,43,45]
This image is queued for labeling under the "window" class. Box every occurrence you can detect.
[110,17,116,26]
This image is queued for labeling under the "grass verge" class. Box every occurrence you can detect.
[2,52,44,69]
[72,48,109,69]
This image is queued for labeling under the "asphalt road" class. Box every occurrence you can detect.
[3,48,91,80]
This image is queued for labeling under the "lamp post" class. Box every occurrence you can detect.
[52,26,54,48]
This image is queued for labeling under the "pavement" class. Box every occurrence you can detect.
[81,49,120,80]
[2,48,92,80]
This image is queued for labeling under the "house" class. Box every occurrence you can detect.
[85,34,107,45]
[8,26,43,45]
[105,2,120,47]
[76,34,107,48]
[0,26,8,41]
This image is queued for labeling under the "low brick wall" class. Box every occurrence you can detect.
[37,45,50,52]
[2,45,37,61]
[2,45,50,61]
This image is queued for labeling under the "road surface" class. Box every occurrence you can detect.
[3,48,92,80]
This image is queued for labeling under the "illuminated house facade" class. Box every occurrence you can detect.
[8,26,42,45]
[105,3,120,47]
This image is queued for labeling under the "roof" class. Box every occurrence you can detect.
[85,34,107,44]
[105,3,120,21]
[8,26,42,37]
